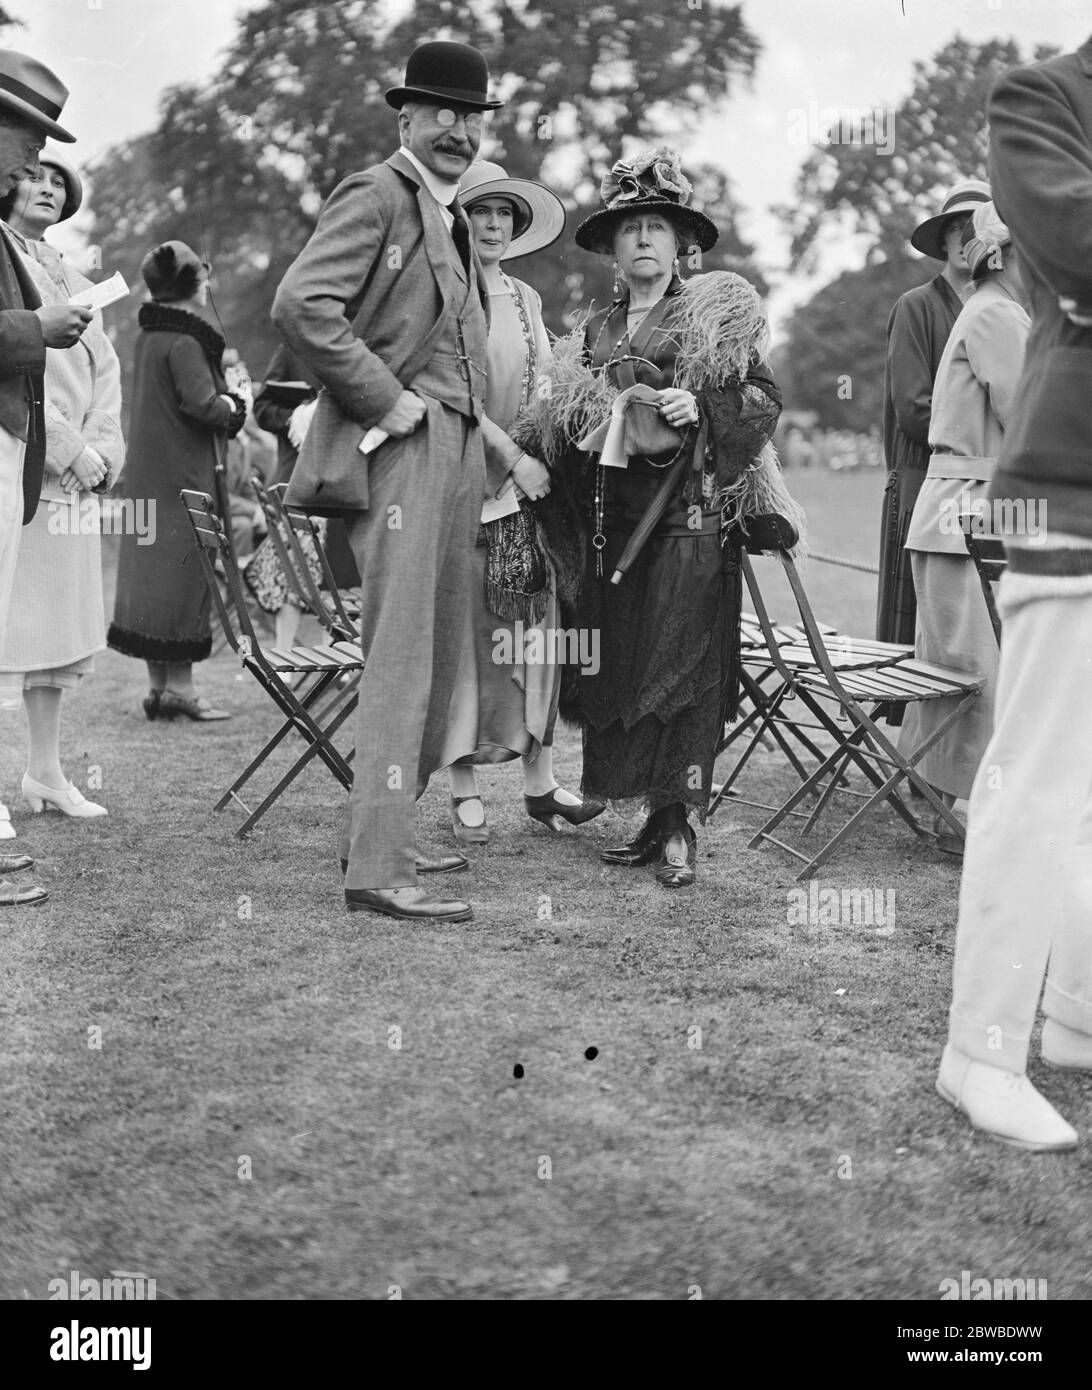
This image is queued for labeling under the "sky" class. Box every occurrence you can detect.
[14,0,1092,332]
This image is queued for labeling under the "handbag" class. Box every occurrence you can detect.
[577,383,685,466]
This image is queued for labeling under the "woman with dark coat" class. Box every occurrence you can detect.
[107,241,246,720]
[525,149,803,888]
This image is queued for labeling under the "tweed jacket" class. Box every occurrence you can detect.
[987,36,1092,539]
[273,149,505,512]
[0,223,47,522]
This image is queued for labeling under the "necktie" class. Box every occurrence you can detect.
[449,197,471,274]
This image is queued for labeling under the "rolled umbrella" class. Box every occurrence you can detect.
[608,442,692,585]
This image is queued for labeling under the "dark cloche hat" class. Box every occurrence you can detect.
[140,240,207,303]
[575,147,718,255]
[385,40,503,112]
[0,49,76,142]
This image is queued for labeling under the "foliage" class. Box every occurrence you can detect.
[776,36,1059,431]
[83,0,766,398]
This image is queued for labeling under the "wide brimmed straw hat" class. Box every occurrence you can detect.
[575,147,718,255]
[459,160,565,260]
[911,178,991,261]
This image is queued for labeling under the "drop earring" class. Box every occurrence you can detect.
[612,261,623,297]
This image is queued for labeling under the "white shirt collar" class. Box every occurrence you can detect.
[400,148,460,225]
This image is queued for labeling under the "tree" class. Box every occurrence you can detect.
[84,0,766,401]
[775,36,1058,431]
[780,36,1058,272]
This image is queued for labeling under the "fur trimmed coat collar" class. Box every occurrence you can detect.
[137,302,226,370]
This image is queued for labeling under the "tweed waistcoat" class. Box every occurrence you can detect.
[410,237,488,420]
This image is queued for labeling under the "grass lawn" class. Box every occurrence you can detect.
[2,462,1090,1303]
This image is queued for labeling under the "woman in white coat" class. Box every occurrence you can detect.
[0,146,123,831]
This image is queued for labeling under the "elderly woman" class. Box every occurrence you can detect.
[0,145,121,825]
[524,148,800,887]
[900,202,1031,845]
[107,241,246,720]
[441,160,605,844]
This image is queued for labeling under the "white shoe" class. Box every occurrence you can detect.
[0,801,14,840]
[937,1044,1078,1151]
[1041,1019,1092,1071]
[21,773,107,819]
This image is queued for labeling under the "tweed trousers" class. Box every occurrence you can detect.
[948,571,1092,1071]
[340,398,484,888]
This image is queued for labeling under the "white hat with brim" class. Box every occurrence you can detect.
[38,143,82,221]
[459,160,566,260]
[911,178,992,261]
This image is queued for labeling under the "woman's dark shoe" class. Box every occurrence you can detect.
[525,787,607,832]
[142,690,161,721]
[655,827,697,887]
[158,690,232,722]
[600,820,662,867]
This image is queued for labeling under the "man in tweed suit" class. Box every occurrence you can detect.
[274,41,506,923]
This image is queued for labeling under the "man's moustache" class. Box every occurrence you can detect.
[434,142,473,156]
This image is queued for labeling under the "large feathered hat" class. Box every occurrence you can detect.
[575,148,718,255]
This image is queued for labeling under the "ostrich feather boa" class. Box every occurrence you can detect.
[518,271,806,554]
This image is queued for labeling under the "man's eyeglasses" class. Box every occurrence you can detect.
[435,108,483,133]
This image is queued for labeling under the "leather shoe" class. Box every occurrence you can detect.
[936,1043,1077,1150]
[600,821,662,867]
[655,828,696,887]
[0,878,48,907]
[340,852,468,876]
[0,853,33,874]
[345,887,473,921]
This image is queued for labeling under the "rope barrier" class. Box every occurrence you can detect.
[805,549,881,576]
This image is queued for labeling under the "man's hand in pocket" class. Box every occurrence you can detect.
[376,390,426,438]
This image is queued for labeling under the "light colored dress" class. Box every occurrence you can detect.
[900,278,1030,798]
[0,235,124,709]
[444,273,560,765]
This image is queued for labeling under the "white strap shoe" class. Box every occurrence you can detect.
[0,801,14,840]
[937,1044,1078,1151]
[22,773,108,819]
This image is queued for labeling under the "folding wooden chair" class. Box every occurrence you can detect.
[279,499,363,645]
[961,516,1005,646]
[180,489,365,837]
[741,521,984,879]
[709,531,911,820]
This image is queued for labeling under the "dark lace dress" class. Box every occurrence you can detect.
[574,279,781,816]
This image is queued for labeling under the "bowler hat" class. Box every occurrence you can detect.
[0,50,75,142]
[459,160,565,260]
[385,40,502,112]
[911,178,991,261]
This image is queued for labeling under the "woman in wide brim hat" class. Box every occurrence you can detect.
[441,159,607,843]
[910,178,991,261]
[517,146,804,888]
